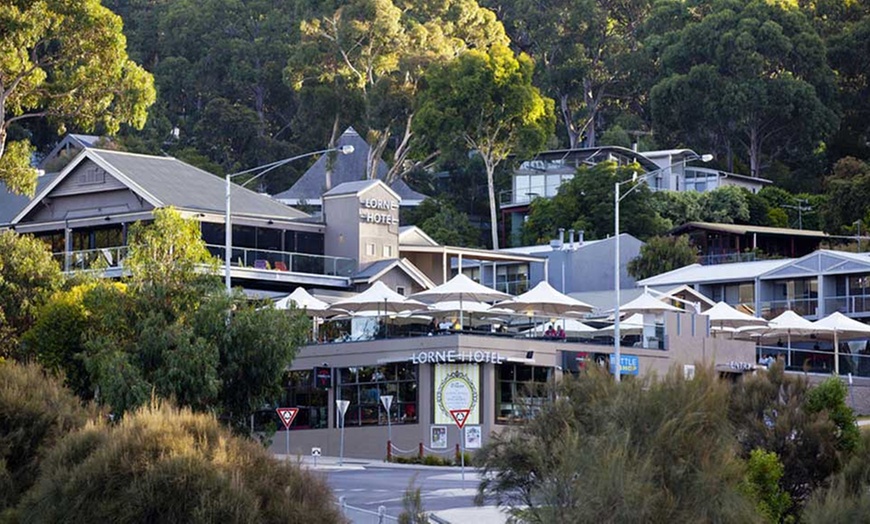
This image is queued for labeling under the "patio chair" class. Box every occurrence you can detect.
[273,261,288,271]
[254,259,269,270]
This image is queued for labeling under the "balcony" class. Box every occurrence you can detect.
[698,251,758,265]
[761,298,818,319]
[54,245,356,280]
[824,295,870,317]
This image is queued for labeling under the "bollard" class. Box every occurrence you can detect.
[419,442,424,460]
[378,505,386,524]
[387,439,392,462]
[339,495,347,516]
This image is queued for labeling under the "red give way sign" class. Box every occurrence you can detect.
[276,407,299,429]
[449,409,471,429]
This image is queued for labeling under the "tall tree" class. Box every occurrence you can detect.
[0,0,155,194]
[628,235,698,280]
[486,0,653,147]
[415,45,555,249]
[648,0,838,177]
[288,0,510,183]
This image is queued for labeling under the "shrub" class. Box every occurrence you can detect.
[15,403,346,523]
[0,360,94,511]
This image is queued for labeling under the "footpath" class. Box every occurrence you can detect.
[278,453,509,524]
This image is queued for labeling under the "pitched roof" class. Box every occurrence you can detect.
[637,259,792,287]
[273,127,427,204]
[38,134,102,169]
[352,258,436,289]
[322,179,400,200]
[0,173,61,226]
[14,149,308,224]
[671,221,828,238]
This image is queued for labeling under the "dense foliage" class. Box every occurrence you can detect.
[475,363,861,522]
[0,361,95,512]
[7,0,866,248]
[13,402,344,524]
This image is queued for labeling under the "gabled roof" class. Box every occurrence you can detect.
[398,226,439,247]
[38,134,102,169]
[352,258,436,290]
[0,173,61,225]
[14,148,308,224]
[637,259,791,287]
[671,221,828,238]
[759,250,870,280]
[273,127,427,205]
[322,179,401,201]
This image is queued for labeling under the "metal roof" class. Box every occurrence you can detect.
[0,173,61,225]
[671,221,828,238]
[273,127,427,204]
[637,259,792,287]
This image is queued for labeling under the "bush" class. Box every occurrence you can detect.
[0,360,94,511]
[15,403,346,523]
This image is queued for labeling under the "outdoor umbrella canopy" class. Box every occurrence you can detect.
[618,292,683,315]
[492,281,593,317]
[702,302,768,330]
[409,274,511,328]
[523,318,598,336]
[330,281,426,315]
[812,311,870,375]
[274,287,331,314]
[745,310,829,365]
[596,313,645,337]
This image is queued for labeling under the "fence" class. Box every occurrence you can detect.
[337,496,398,524]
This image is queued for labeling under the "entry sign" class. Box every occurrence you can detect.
[276,407,299,430]
[311,447,322,457]
[449,409,471,429]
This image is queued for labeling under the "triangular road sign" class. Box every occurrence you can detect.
[276,407,299,429]
[449,409,471,429]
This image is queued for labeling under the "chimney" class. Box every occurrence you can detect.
[568,229,574,249]
[550,228,565,250]
[576,230,584,249]
[559,228,565,244]
[631,141,638,152]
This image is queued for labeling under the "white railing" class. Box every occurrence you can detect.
[206,244,355,277]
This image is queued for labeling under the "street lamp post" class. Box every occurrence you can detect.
[613,152,712,382]
[224,145,354,292]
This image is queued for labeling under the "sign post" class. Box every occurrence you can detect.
[380,395,394,450]
[449,409,471,487]
[275,407,299,460]
[336,399,350,466]
[311,447,322,468]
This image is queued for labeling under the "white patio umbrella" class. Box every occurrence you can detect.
[702,302,768,330]
[747,310,829,365]
[415,300,506,329]
[596,313,646,337]
[618,292,683,315]
[330,281,426,315]
[812,312,870,375]
[493,281,594,317]
[274,287,331,314]
[410,274,511,328]
[522,318,598,337]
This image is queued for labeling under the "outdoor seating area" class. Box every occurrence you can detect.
[275,277,672,350]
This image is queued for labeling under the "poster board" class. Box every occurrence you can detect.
[434,363,480,425]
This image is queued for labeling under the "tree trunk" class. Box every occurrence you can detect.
[485,157,499,250]
[749,125,760,178]
[369,130,391,181]
[0,127,6,161]
[560,94,581,149]
[583,79,597,148]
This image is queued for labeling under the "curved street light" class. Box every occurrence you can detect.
[613,151,712,382]
[224,145,355,292]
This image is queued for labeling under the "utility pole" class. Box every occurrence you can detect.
[783,198,812,230]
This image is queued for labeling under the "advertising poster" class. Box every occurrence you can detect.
[431,426,447,449]
[434,363,480,425]
[464,426,482,449]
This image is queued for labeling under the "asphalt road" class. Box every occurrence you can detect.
[323,464,482,518]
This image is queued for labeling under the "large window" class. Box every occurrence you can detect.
[337,363,418,427]
[496,364,552,424]
[284,370,328,430]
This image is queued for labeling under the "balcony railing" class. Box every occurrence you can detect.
[699,251,758,265]
[761,299,817,318]
[824,295,870,316]
[205,244,355,277]
[54,245,356,278]
[757,345,870,377]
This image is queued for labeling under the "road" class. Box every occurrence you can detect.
[324,464,481,517]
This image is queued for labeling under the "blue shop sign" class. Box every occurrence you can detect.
[610,354,639,375]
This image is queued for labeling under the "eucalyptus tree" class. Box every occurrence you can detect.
[0,0,155,194]
[415,45,555,249]
[485,0,654,148]
[287,0,510,183]
[648,0,838,178]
